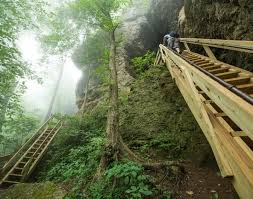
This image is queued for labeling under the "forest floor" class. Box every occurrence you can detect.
[146,162,238,199]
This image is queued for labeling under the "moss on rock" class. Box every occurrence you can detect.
[120,64,213,165]
[0,182,66,199]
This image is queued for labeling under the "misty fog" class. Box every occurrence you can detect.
[18,31,82,120]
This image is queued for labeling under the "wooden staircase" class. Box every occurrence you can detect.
[155,38,253,199]
[0,116,62,187]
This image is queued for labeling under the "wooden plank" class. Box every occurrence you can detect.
[225,77,250,85]
[160,44,253,142]
[198,63,214,68]
[187,51,253,77]
[231,131,247,137]
[170,56,233,177]
[1,116,53,175]
[237,84,253,94]
[161,44,253,198]
[179,38,253,54]
[215,70,240,79]
[25,122,62,180]
[183,41,191,51]
[208,67,229,74]
[206,108,253,199]
[203,45,217,60]
[214,112,227,117]
[234,137,253,162]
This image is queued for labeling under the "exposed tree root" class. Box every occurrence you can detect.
[119,137,185,178]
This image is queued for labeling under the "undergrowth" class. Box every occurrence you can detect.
[34,51,207,199]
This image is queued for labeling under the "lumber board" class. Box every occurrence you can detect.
[179,38,253,54]
[158,45,253,198]
[160,45,253,141]
[203,45,217,60]
[164,56,233,177]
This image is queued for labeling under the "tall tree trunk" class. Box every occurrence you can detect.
[97,30,120,176]
[80,64,91,114]
[106,30,120,148]
[44,61,65,121]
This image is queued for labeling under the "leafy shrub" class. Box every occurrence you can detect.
[44,137,105,182]
[131,51,156,76]
[88,161,153,199]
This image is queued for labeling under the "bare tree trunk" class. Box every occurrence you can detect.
[96,30,120,176]
[106,30,120,148]
[80,64,91,114]
[44,61,65,122]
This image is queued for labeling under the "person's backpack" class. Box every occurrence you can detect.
[170,32,179,38]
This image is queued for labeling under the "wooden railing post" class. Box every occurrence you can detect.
[183,41,191,51]
[203,45,217,60]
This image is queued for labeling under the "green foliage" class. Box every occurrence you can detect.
[36,101,108,197]
[106,161,153,198]
[140,133,187,158]
[131,51,156,76]
[0,114,40,155]
[44,138,104,182]
[71,0,130,32]
[88,161,153,199]
[73,30,109,67]
[0,0,45,154]
[40,5,80,55]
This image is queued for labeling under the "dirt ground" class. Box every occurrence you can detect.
[150,162,239,199]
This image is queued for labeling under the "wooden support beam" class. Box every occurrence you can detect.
[183,42,191,51]
[203,45,217,60]
[179,38,253,54]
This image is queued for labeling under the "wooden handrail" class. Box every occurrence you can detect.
[1,116,54,175]
[179,38,253,54]
[24,120,62,180]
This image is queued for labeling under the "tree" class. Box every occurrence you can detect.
[0,1,45,142]
[71,0,131,174]
[72,30,109,114]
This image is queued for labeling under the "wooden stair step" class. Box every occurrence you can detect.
[230,131,247,137]
[208,67,230,74]
[14,167,23,170]
[216,71,240,79]
[214,112,227,117]
[198,90,205,94]
[225,76,250,85]
[198,62,214,67]
[9,174,22,177]
[194,60,209,64]
[187,56,202,60]
[2,180,20,185]
[236,84,253,94]
[18,162,27,166]
[203,99,213,104]
[203,65,221,70]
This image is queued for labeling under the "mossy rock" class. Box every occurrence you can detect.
[0,182,66,199]
[120,64,212,163]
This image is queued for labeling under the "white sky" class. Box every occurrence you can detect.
[17,31,82,119]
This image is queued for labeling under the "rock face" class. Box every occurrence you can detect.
[180,0,253,71]
[181,0,253,40]
[116,0,183,89]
